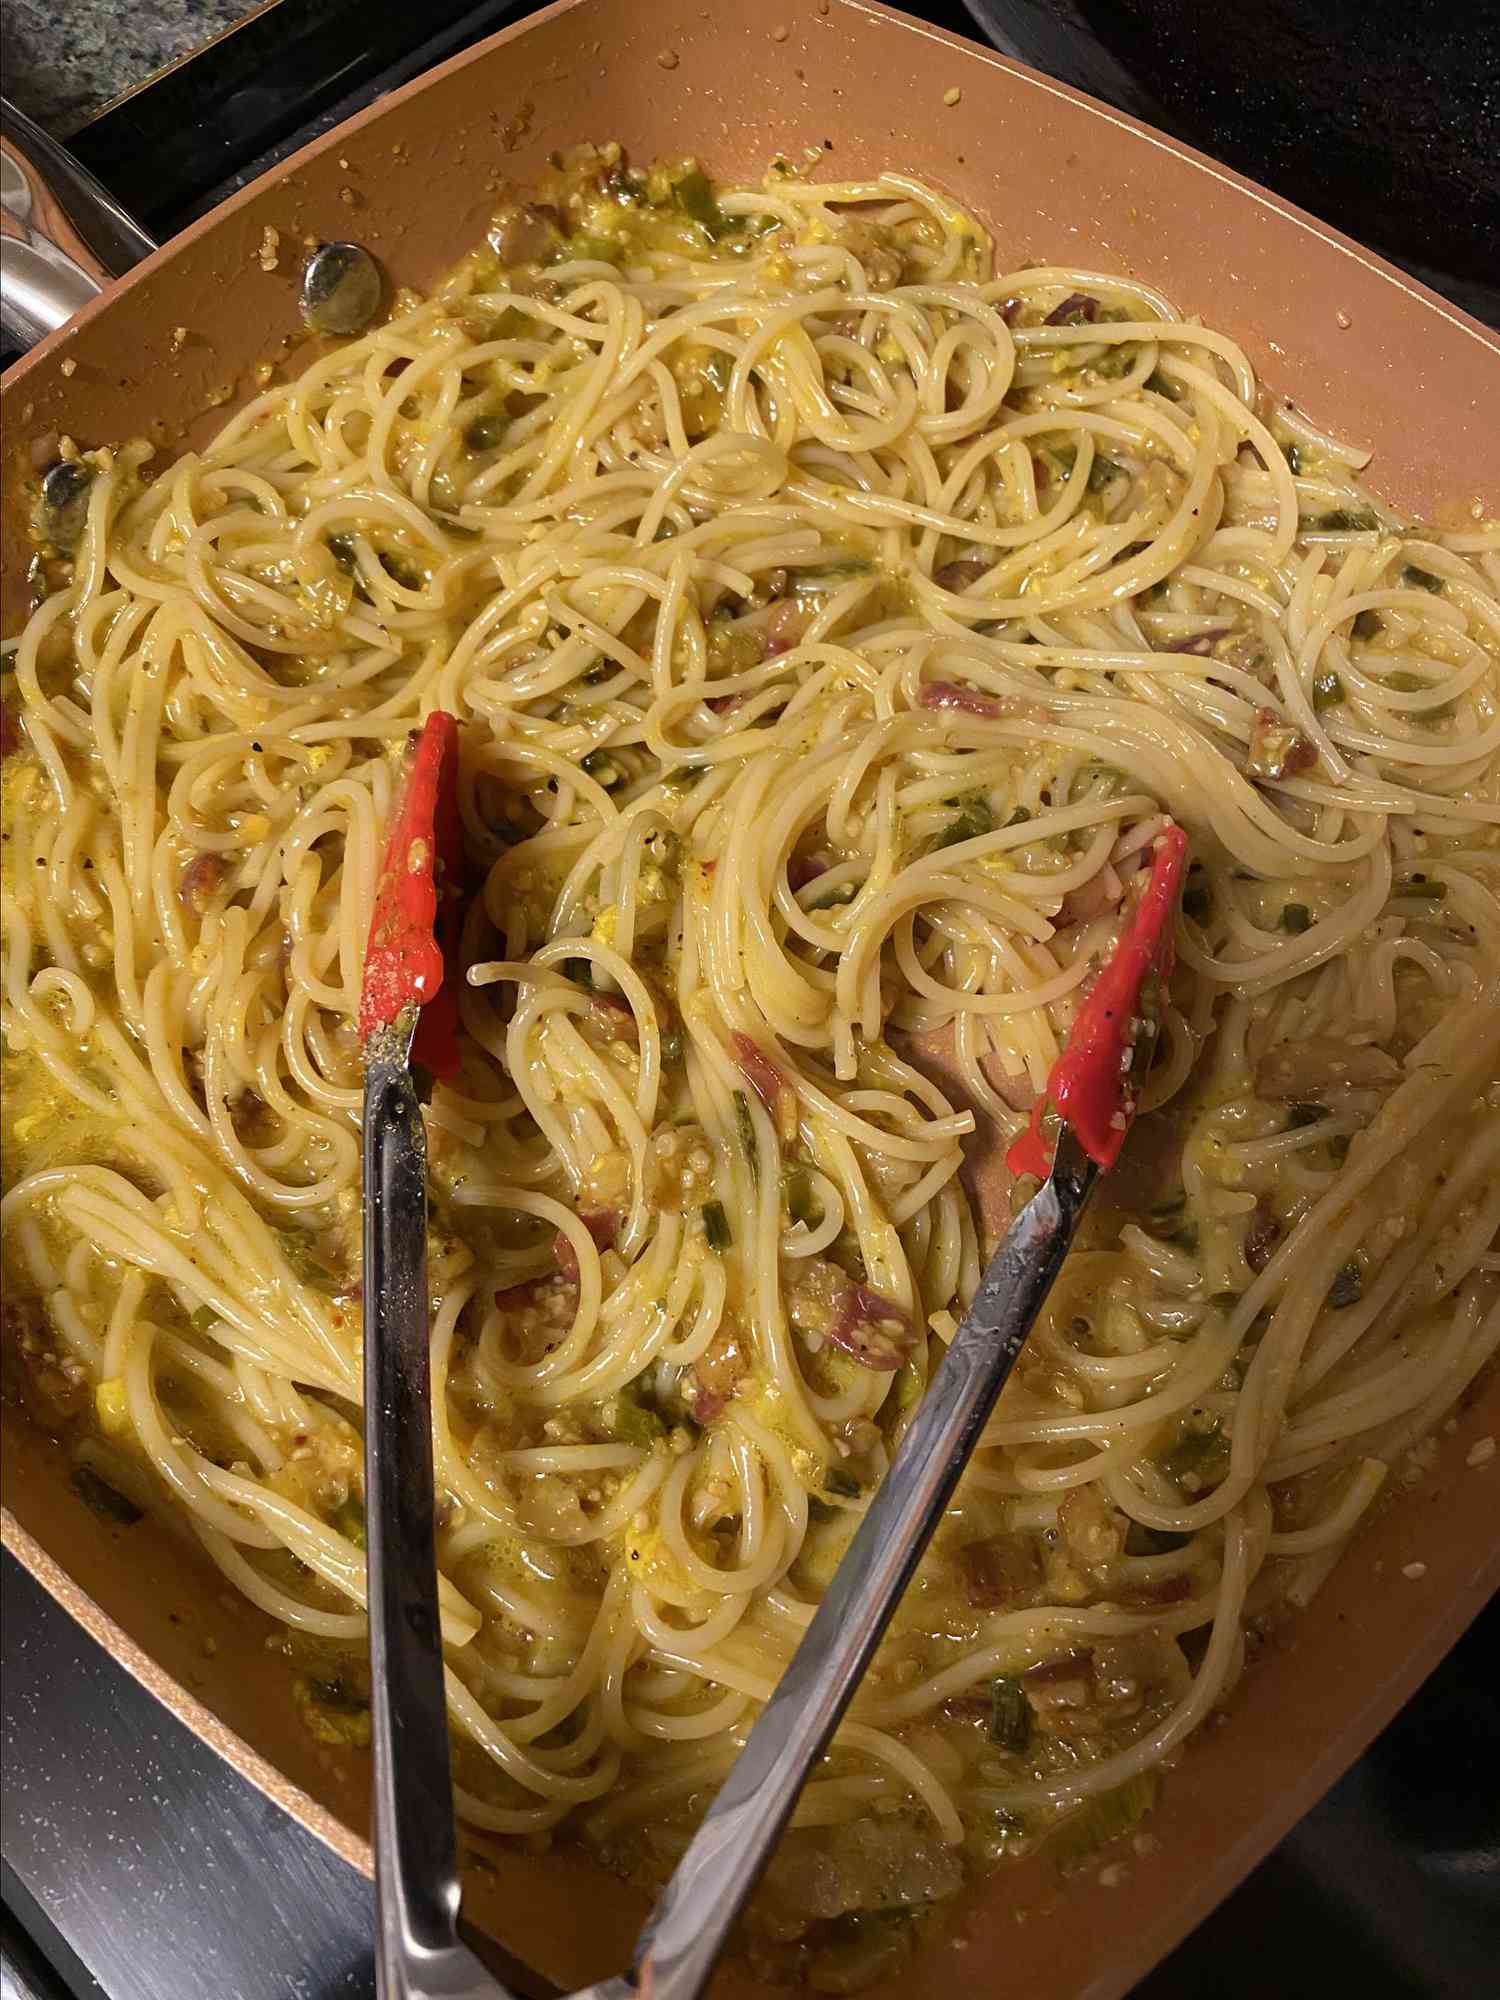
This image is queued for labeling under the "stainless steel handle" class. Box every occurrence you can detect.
[630,1132,1097,2000]
[0,95,155,350]
[362,1047,507,2000]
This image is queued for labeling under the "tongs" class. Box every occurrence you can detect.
[359,712,491,1999]
[358,721,1186,2000]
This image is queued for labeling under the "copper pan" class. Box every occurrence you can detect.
[2,2,1497,1994]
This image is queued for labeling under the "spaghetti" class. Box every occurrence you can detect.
[2,148,1497,1979]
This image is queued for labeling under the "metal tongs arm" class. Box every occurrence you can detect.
[629,1131,1097,2000]
[361,713,497,2000]
[623,821,1189,2000]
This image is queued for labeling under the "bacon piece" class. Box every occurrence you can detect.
[180,852,225,913]
[1025,1647,1096,1685]
[1243,1201,1282,1275]
[494,1278,548,1311]
[827,1284,916,1371]
[762,598,813,657]
[1118,1568,1195,1608]
[956,1533,1042,1609]
[586,991,638,1044]
[1248,707,1317,781]
[490,201,563,264]
[1057,864,1125,927]
[691,1322,748,1423]
[933,560,990,593]
[999,296,1023,328]
[731,1031,798,1144]
[1044,292,1099,326]
[1254,1036,1399,1100]
[787,853,827,893]
[1168,628,1233,657]
[1059,1482,1124,1564]
[554,1210,620,1283]
[918,679,1001,718]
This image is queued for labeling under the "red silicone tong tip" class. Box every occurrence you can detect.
[1006,824,1188,1181]
[359,711,464,1078]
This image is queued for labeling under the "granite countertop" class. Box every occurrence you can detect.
[3,0,268,136]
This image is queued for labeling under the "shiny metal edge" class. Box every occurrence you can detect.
[0,1505,375,1882]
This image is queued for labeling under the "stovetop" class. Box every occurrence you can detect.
[2,5,1496,1995]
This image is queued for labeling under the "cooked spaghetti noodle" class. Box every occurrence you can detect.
[3,148,1498,1980]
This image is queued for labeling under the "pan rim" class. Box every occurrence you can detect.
[3,0,1498,404]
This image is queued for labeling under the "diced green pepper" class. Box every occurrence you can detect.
[732,1089,757,1169]
[672,167,738,240]
[988,1676,1035,1754]
[611,1379,668,1446]
[1312,670,1344,711]
[1161,1421,1230,1490]
[1307,508,1379,533]
[1328,1261,1363,1308]
[938,792,994,849]
[70,1465,143,1526]
[329,1496,366,1548]
[464,414,507,452]
[1124,1522,1191,1555]
[784,1167,818,1227]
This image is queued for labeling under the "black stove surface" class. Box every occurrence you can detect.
[2,4,1496,1995]
[964,0,1500,327]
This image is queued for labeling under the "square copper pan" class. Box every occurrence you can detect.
[3,3,1497,1994]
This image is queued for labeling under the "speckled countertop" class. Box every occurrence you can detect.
[3,0,267,136]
